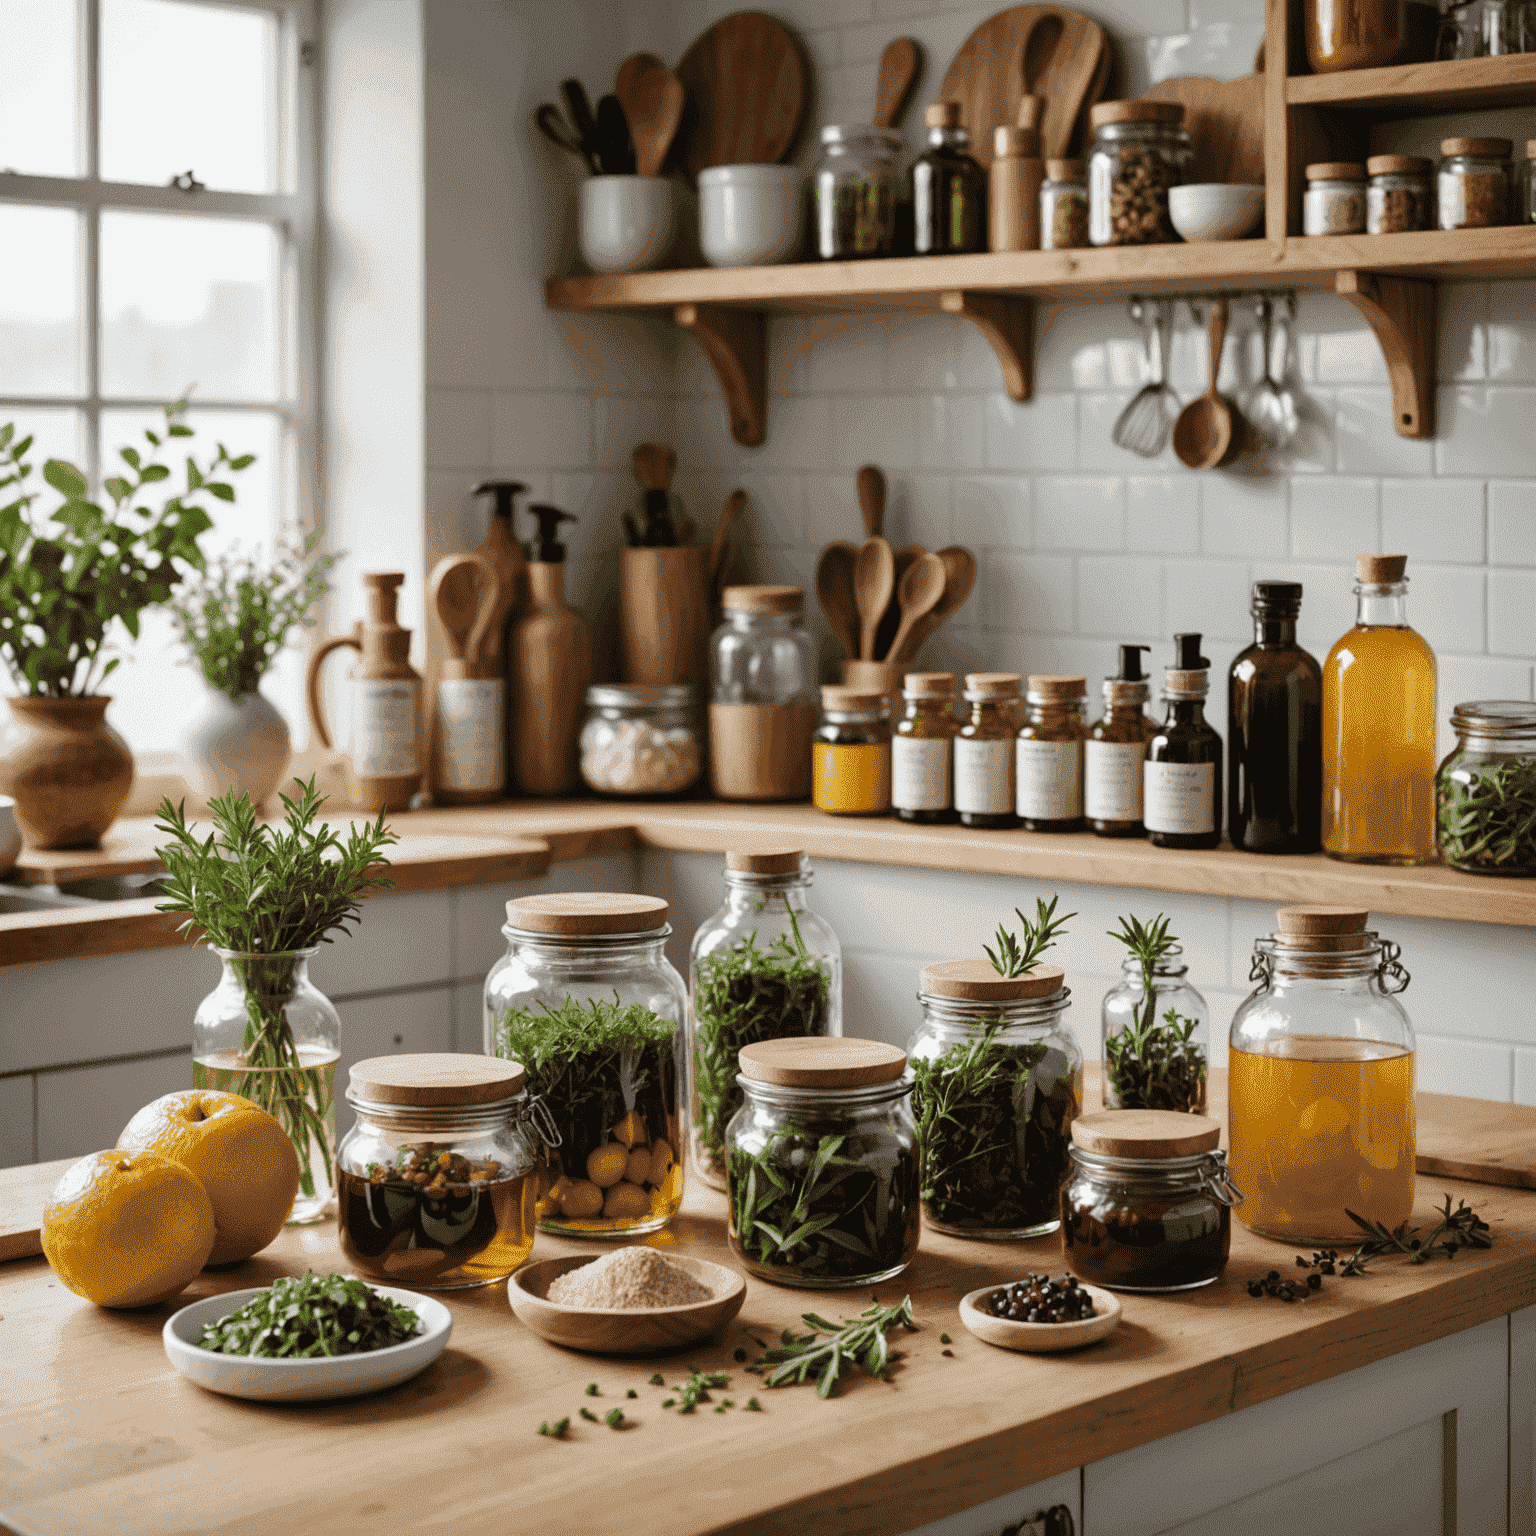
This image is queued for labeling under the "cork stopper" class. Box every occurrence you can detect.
[725,848,803,875]
[821,685,886,711]
[1275,905,1371,952]
[1071,1110,1221,1159]
[1045,157,1083,180]
[505,891,669,935]
[919,959,1065,1002]
[1306,161,1365,180]
[739,1036,907,1089]
[963,671,1021,700]
[1356,553,1407,584]
[903,671,956,697]
[349,1052,525,1106]
[1367,154,1430,176]
[721,583,802,613]
[1441,136,1512,158]
[1527,139,1536,159]
[926,101,962,129]
[1089,98,1183,128]
[1027,674,1087,702]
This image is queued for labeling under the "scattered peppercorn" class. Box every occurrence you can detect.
[1307,1274,1322,1291]
[939,1332,951,1344]
[984,1273,1095,1324]
[942,1348,954,1358]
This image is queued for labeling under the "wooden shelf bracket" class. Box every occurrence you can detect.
[673,303,766,446]
[938,290,1033,401]
[1334,271,1436,438]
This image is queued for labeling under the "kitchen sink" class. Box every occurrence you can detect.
[0,872,168,913]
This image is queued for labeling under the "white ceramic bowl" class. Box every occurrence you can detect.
[1170,183,1265,242]
[958,1282,1123,1354]
[163,1283,452,1401]
[0,796,19,877]
[579,175,678,274]
[698,164,805,268]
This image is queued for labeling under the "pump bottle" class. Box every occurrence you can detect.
[1145,633,1222,850]
[1086,643,1156,837]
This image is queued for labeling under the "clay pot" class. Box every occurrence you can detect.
[185,684,292,811]
[0,697,135,848]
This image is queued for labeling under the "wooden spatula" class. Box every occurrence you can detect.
[619,59,685,179]
[857,464,885,537]
[874,38,921,129]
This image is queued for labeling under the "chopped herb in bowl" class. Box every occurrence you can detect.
[197,1271,421,1358]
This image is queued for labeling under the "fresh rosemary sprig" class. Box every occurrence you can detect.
[1437,756,1536,872]
[745,1296,915,1398]
[1339,1195,1493,1274]
[985,895,1075,978]
[1105,913,1207,1113]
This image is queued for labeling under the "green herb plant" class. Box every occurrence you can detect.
[171,531,339,700]
[0,401,252,696]
[1105,913,1208,1113]
[1340,1195,1493,1273]
[745,1296,915,1398]
[197,1271,418,1357]
[1437,757,1536,873]
[156,780,397,1203]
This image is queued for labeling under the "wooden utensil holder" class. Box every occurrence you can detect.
[620,545,711,686]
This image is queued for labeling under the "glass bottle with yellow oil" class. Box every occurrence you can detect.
[1323,554,1437,863]
[1227,905,1415,1244]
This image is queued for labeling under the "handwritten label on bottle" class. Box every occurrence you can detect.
[953,739,1013,815]
[1143,760,1216,834]
[892,737,950,811]
[437,678,503,792]
[352,680,419,779]
[1085,740,1145,822]
[1016,739,1081,820]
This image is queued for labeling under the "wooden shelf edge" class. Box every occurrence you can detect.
[1287,52,1536,113]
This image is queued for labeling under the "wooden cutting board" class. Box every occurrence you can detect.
[1146,72,1267,188]
[0,1157,69,1262]
[939,5,1106,166]
[1416,1091,1536,1190]
[674,11,808,180]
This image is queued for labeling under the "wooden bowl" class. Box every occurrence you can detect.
[508,1253,747,1355]
[958,1282,1122,1354]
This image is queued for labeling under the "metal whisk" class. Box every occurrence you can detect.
[1112,298,1181,458]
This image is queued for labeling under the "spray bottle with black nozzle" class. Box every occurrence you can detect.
[1145,632,1223,850]
[507,503,590,797]
[1086,642,1158,838]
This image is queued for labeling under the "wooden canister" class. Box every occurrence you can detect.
[708,703,817,801]
[619,545,711,686]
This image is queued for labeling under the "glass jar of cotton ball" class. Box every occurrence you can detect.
[579,684,702,798]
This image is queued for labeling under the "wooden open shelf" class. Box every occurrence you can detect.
[1288,51,1536,114]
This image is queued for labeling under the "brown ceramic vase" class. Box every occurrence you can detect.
[0,697,135,848]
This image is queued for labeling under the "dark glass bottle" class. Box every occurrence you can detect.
[1229,581,1322,854]
[912,102,987,256]
[1145,633,1222,851]
[1086,643,1156,838]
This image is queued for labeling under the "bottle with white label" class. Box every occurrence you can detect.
[955,673,1021,828]
[893,672,957,823]
[1086,644,1155,838]
[1145,633,1223,849]
[1016,675,1087,831]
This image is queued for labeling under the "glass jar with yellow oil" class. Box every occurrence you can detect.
[813,686,892,816]
[1227,905,1414,1245]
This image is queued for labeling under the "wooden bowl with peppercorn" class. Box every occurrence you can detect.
[959,1274,1122,1354]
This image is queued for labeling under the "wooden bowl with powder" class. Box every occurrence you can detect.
[508,1248,747,1355]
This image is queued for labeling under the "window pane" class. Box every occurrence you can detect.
[0,206,84,396]
[101,0,277,193]
[0,408,86,482]
[101,212,281,401]
[0,0,81,177]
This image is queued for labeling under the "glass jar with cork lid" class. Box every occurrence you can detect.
[1041,158,1088,249]
[893,671,957,823]
[1086,644,1155,837]
[813,685,891,816]
[1438,138,1512,230]
[955,672,1020,828]
[1227,905,1415,1244]
[1087,99,1190,246]
[485,892,687,1237]
[1016,674,1088,832]
[336,1052,542,1289]
[1366,155,1431,233]
[726,1037,920,1288]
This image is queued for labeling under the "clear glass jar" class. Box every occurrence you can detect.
[1228,905,1415,1244]
[192,948,340,1225]
[813,124,903,260]
[1088,101,1191,246]
[335,1053,541,1289]
[894,671,957,823]
[1303,161,1366,235]
[1436,699,1536,876]
[1062,1111,1243,1293]
[912,102,987,256]
[579,683,701,798]
[813,685,891,816]
[910,960,1083,1239]
[1017,674,1087,832]
[1041,157,1088,249]
[1366,154,1431,232]
[484,892,687,1237]
[689,849,842,1191]
[1100,945,1210,1113]
[709,584,818,802]
[955,671,1020,828]
[1520,141,1536,224]
[726,1037,919,1288]
[1438,137,1512,229]
[1307,0,1439,71]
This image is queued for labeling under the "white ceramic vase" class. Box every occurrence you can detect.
[186,685,293,810]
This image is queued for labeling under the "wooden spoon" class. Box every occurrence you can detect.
[816,541,860,659]
[428,551,499,677]
[710,488,746,599]
[617,51,665,103]
[857,464,885,537]
[874,543,922,661]
[853,536,895,662]
[885,552,947,666]
[902,545,977,658]
[873,38,920,129]
[619,60,685,179]
[1172,300,1235,471]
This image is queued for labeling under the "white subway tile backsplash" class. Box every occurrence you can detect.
[1486,279,1536,382]
[1335,389,1437,477]
[918,392,985,470]
[1438,281,1488,383]
[1437,386,1536,477]
[1201,477,1288,558]
[954,474,1033,550]
[805,316,889,393]
[1409,564,1485,655]
[1289,478,1380,557]
[1126,478,1200,553]
[1417,1035,1512,1102]
[888,316,962,392]
[1163,560,1252,644]
[491,391,592,470]
[1036,477,1126,551]
[1488,481,1536,564]
[981,551,1075,633]
[1488,567,1536,656]
[832,394,920,470]
[1382,480,1485,563]
[424,388,493,471]
[985,393,1078,471]
[1077,556,1162,637]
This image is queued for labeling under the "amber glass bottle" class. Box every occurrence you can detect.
[1229,582,1322,854]
[1145,634,1222,850]
[1086,644,1155,838]
[955,673,1019,829]
[893,672,957,824]
[1323,555,1437,864]
[1016,675,1087,832]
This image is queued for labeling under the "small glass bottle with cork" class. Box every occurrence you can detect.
[1145,634,1222,851]
[1015,674,1088,833]
[954,672,1021,829]
[1040,158,1088,249]
[911,101,987,256]
[893,671,958,823]
[1085,644,1155,838]
[812,686,892,817]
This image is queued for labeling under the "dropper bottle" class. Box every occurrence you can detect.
[1145,633,1223,850]
[1086,643,1155,838]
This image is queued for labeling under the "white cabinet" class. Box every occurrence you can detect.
[899,1467,1080,1536]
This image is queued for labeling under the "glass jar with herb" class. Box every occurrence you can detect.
[1087,99,1190,247]
[1101,914,1210,1114]
[893,671,957,823]
[485,892,686,1236]
[1436,700,1536,876]
[727,1036,920,1288]
[689,849,841,1191]
[1366,154,1431,233]
[1302,161,1366,236]
[1438,137,1512,230]
[955,672,1021,828]
[813,685,891,816]
[812,124,904,260]
[1086,644,1155,838]
[912,101,987,256]
[909,898,1081,1240]
[1016,674,1087,832]
[336,1053,541,1289]
[1041,158,1088,249]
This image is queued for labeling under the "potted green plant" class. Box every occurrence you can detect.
[171,534,338,810]
[0,403,252,847]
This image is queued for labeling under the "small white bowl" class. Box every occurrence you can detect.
[0,796,20,876]
[698,164,805,268]
[163,1283,452,1401]
[579,175,678,274]
[1170,183,1265,242]
[959,1282,1123,1354]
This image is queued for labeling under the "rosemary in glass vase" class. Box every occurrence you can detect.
[1102,913,1209,1113]
[155,781,397,1222]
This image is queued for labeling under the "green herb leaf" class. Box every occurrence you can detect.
[197,1271,419,1357]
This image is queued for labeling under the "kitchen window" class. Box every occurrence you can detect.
[0,0,319,764]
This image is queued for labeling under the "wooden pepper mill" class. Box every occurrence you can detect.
[306,571,423,812]
[989,95,1044,251]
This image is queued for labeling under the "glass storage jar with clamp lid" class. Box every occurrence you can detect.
[812,124,904,259]
[1436,700,1536,875]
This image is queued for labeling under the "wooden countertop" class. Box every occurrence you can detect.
[4,798,1533,970]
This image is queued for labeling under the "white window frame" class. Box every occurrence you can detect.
[0,0,321,765]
